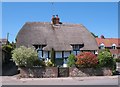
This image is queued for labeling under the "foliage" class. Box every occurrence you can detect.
[97,50,115,68]
[2,44,13,52]
[33,59,46,67]
[67,53,76,67]
[50,48,55,65]
[75,52,98,68]
[45,59,54,67]
[2,41,16,52]
[12,46,38,67]
[115,58,120,62]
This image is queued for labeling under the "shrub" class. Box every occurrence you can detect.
[33,59,46,67]
[45,59,54,67]
[75,52,98,68]
[97,50,115,68]
[67,53,76,67]
[12,46,38,67]
[2,44,13,52]
[50,48,55,65]
[115,58,120,62]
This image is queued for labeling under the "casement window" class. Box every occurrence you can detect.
[43,51,49,58]
[56,51,62,58]
[100,43,105,49]
[71,44,83,51]
[33,44,46,58]
[112,44,116,49]
[64,51,70,58]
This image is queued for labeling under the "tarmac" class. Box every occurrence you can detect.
[1,75,119,85]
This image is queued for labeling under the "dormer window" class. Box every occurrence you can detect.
[100,43,105,49]
[112,44,116,49]
[71,44,83,51]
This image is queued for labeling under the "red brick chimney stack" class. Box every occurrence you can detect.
[52,15,56,24]
[56,15,60,24]
[51,15,60,25]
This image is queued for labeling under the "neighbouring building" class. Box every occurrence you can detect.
[0,39,8,45]
[16,15,98,66]
[0,38,10,63]
[96,35,120,58]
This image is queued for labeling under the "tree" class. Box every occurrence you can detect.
[12,46,38,67]
[97,50,115,68]
[67,53,76,67]
[50,48,55,66]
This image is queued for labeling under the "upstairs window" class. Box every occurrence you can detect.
[100,43,105,49]
[33,44,46,50]
[112,44,116,49]
[71,44,83,51]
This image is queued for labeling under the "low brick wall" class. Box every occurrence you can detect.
[19,67,112,78]
[19,67,58,78]
[69,67,112,77]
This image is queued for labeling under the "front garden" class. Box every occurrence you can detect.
[12,46,116,78]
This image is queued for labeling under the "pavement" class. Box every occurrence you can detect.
[0,76,119,85]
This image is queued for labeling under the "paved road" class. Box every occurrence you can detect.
[0,76,119,85]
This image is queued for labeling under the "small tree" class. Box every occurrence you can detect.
[50,48,55,66]
[67,53,76,67]
[12,46,38,67]
[97,50,115,68]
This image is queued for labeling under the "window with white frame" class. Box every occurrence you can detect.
[112,44,116,49]
[100,43,105,49]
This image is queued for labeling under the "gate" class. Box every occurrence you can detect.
[58,67,69,77]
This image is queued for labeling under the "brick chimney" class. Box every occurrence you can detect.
[55,15,60,24]
[51,15,56,24]
[51,15,60,25]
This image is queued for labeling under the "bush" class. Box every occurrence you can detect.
[12,46,38,67]
[50,48,55,65]
[115,58,120,62]
[67,53,76,67]
[2,44,13,52]
[33,59,46,67]
[75,52,98,68]
[45,59,54,67]
[97,50,115,68]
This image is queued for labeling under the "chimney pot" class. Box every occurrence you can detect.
[55,15,60,24]
[51,15,56,24]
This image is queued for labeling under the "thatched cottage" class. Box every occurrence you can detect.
[16,15,98,65]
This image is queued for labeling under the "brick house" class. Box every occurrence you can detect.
[96,35,120,58]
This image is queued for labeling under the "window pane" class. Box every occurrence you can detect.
[56,51,62,58]
[64,51,70,57]
[43,51,48,58]
[38,50,42,59]
[72,51,76,55]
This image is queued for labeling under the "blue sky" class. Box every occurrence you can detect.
[2,2,118,42]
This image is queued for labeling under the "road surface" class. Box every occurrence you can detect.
[0,76,119,85]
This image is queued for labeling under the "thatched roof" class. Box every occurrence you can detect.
[16,22,98,51]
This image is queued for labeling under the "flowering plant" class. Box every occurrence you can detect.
[75,52,98,68]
